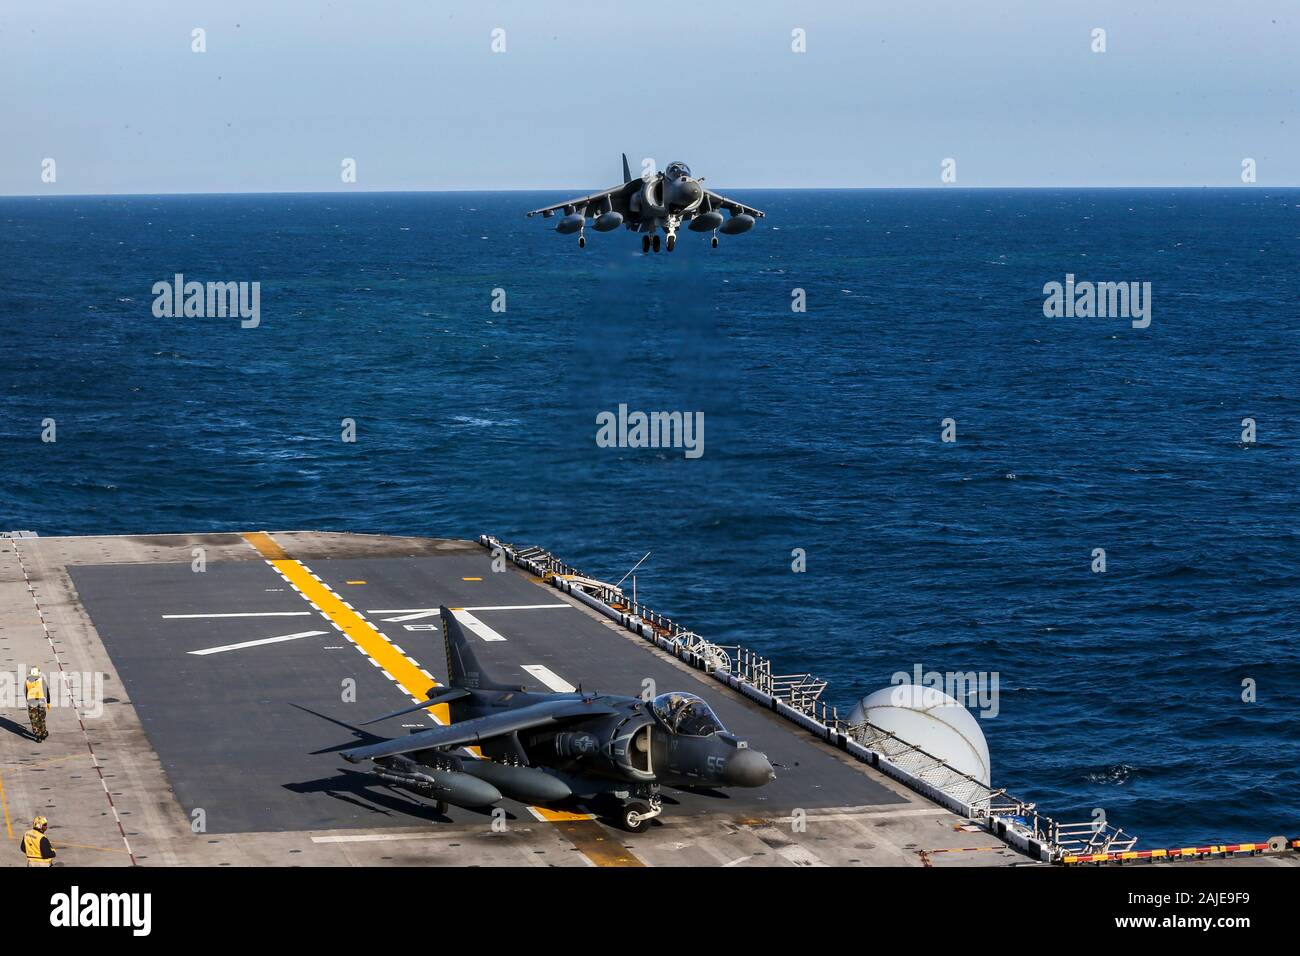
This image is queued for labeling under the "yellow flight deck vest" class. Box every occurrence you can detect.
[25,676,46,703]
[24,829,52,863]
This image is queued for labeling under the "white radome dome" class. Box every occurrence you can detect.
[848,684,991,786]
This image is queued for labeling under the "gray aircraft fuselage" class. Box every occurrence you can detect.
[339,605,774,829]
[453,687,774,793]
[526,156,765,252]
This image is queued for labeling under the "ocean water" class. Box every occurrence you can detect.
[2,188,1297,848]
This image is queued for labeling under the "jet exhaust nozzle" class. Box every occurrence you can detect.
[554,731,601,758]
[718,214,755,235]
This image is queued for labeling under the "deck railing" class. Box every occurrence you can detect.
[481,534,1138,862]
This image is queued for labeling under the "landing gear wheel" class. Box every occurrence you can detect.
[666,234,676,252]
[652,235,661,253]
[619,801,653,832]
[578,235,586,248]
[642,234,651,254]
[711,235,718,248]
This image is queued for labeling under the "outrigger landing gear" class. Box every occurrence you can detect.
[711,234,718,248]
[642,234,651,254]
[578,233,586,248]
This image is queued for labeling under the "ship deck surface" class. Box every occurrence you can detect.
[0,531,1050,867]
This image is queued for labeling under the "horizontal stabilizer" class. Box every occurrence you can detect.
[360,687,472,726]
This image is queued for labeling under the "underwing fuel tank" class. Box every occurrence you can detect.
[718,213,755,235]
[593,211,624,232]
[460,761,573,804]
[556,213,586,234]
[374,758,503,807]
[689,211,723,232]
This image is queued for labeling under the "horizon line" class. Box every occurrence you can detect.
[3,184,1298,200]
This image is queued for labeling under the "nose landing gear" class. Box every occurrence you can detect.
[664,214,681,253]
[615,790,663,832]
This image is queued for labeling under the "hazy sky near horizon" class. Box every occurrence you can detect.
[2,1,1297,195]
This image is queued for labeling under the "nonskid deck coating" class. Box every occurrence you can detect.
[0,532,1033,867]
[67,551,905,833]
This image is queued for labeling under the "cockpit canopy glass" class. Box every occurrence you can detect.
[665,161,691,180]
[651,692,725,736]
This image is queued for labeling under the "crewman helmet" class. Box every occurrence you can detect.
[33,816,48,831]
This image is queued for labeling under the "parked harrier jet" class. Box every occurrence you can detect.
[525,154,765,252]
[340,606,774,830]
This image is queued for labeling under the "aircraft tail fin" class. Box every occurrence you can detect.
[441,606,523,691]
[622,152,632,183]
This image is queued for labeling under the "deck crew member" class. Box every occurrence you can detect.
[21,816,56,867]
[24,666,50,742]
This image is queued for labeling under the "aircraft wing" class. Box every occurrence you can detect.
[525,184,633,219]
[340,698,617,763]
[702,189,765,219]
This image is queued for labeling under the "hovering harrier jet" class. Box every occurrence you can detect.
[339,606,775,830]
[525,154,765,252]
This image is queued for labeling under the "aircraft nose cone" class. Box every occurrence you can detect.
[724,748,775,788]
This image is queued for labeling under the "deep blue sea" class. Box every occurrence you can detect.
[2,189,1297,848]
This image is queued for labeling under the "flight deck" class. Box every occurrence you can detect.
[2,532,1293,868]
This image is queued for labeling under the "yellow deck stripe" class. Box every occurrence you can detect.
[556,820,644,867]
[0,770,13,839]
[271,559,451,724]
[531,807,593,822]
[240,533,595,830]
[243,531,290,560]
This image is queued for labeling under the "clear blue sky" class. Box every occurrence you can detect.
[1,0,1297,194]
